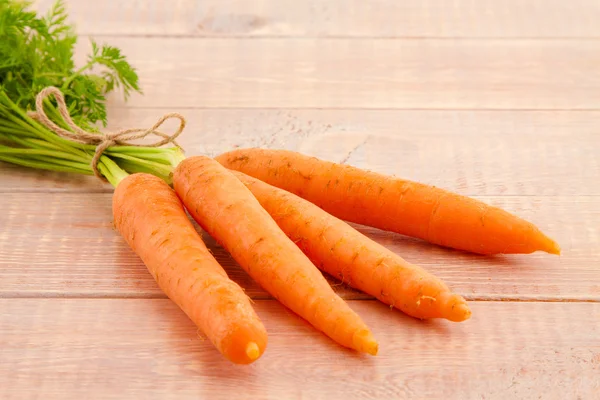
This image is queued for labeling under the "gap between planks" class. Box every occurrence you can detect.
[77,34,600,41]
[5,188,600,197]
[33,0,600,40]
[33,106,600,111]
[0,293,598,302]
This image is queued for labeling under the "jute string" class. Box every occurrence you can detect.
[27,86,186,180]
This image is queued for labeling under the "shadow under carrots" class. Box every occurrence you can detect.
[146,297,378,377]
[145,298,262,379]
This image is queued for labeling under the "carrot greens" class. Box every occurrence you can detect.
[0,0,183,184]
[0,0,138,128]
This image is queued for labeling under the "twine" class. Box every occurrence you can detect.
[27,86,186,180]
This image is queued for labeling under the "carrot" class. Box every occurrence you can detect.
[231,170,471,322]
[113,173,267,364]
[173,156,379,355]
[216,148,560,256]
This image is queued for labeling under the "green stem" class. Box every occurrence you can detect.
[1,89,186,187]
[108,146,167,153]
[61,61,94,90]
[0,117,92,159]
[1,111,48,138]
[109,152,173,175]
[22,138,67,151]
[115,159,172,184]
[107,146,184,167]
[32,155,91,171]
[97,156,129,187]
[2,93,91,156]
[0,154,93,175]
[0,147,89,163]
[110,151,173,165]
[170,148,186,167]
[0,124,38,137]
[42,98,75,133]
[2,95,77,151]
[36,72,68,78]
[1,135,49,150]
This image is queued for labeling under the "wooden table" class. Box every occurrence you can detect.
[2,1,599,399]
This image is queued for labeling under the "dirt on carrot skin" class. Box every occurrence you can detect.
[173,156,378,355]
[113,173,268,364]
[215,148,560,256]
[233,170,472,322]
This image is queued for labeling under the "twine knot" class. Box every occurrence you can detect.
[27,86,186,180]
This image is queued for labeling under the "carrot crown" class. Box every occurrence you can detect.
[0,0,184,186]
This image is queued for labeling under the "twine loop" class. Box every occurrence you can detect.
[27,86,186,180]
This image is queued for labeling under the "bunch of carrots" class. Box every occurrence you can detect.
[3,102,561,363]
[1,1,560,365]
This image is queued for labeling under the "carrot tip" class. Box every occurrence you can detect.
[547,240,561,255]
[365,341,379,356]
[245,342,260,361]
[537,231,561,255]
[438,293,472,322]
[452,302,472,322]
[353,329,379,356]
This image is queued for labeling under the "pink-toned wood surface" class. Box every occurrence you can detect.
[0,193,596,301]
[71,38,600,110]
[33,0,600,38]
[2,1,599,399]
[1,300,599,400]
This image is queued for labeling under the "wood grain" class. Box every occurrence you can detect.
[1,192,597,300]
[1,299,598,400]
[66,37,600,110]
[3,2,599,397]
[1,109,598,196]
[34,0,600,38]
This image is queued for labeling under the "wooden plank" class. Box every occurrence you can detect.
[1,192,597,300]
[0,191,361,300]
[1,299,598,399]
[68,37,600,110]
[1,109,598,196]
[34,0,600,38]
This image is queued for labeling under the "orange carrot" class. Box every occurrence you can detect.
[113,173,267,364]
[232,170,471,322]
[216,148,560,256]
[173,156,378,355]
